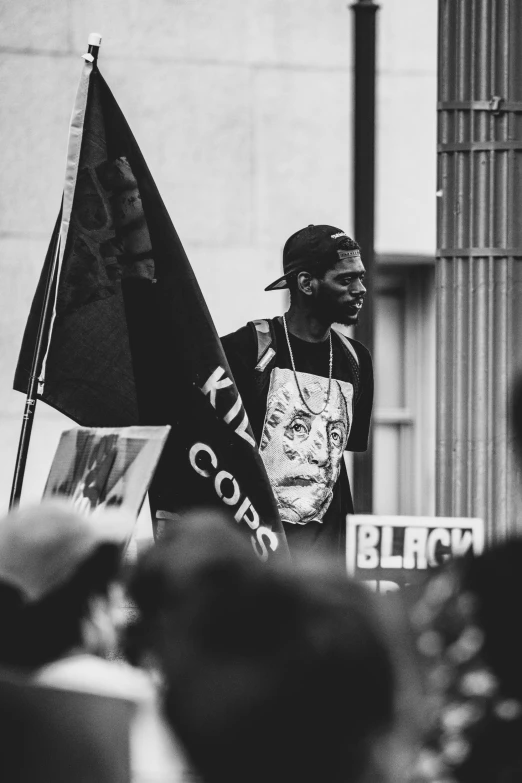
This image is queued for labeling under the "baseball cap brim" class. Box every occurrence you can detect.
[266,224,359,292]
[264,274,290,292]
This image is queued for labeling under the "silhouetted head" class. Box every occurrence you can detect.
[127,508,396,783]
[411,539,522,783]
[0,501,131,669]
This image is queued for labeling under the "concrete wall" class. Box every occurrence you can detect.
[0,0,437,525]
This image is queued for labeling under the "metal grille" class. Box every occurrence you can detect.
[437,0,522,539]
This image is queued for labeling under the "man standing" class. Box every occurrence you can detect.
[221,224,373,564]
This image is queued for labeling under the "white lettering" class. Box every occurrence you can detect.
[200,367,233,409]
[427,528,451,567]
[451,528,474,557]
[234,497,250,523]
[201,368,257,450]
[380,526,402,568]
[357,525,380,569]
[224,394,242,424]
[235,498,260,530]
[403,527,428,569]
[354,520,484,586]
[189,442,218,478]
[188,441,279,563]
[214,470,241,506]
[252,526,278,561]
[234,412,256,449]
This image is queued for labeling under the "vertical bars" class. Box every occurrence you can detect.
[437,0,522,539]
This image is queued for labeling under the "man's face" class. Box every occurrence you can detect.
[260,372,352,525]
[311,251,366,326]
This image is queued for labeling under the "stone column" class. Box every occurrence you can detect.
[437,0,522,539]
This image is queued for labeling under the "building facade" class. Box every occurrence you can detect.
[0,0,437,532]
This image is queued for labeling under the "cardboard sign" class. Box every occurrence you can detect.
[43,425,170,517]
[346,515,485,593]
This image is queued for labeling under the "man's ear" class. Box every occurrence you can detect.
[296,271,314,296]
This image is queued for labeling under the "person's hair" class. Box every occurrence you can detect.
[460,542,522,782]
[126,512,395,783]
[412,539,522,783]
[0,543,120,670]
[124,509,254,666]
[287,235,361,298]
[463,539,522,701]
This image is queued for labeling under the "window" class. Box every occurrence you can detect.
[373,265,435,515]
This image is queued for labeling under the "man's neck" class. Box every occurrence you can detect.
[284,306,330,343]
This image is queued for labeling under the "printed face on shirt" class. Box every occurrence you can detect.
[260,369,353,525]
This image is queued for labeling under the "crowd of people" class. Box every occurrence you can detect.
[0,492,522,782]
[1,225,522,781]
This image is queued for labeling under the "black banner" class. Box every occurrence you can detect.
[15,66,288,562]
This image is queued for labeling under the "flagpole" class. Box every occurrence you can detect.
[85,32,101,66]
[9,33,102,509]
[9,231,61,508]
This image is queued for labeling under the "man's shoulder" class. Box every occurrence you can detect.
[331,331,373,391]
[221,321,266,371]
[220,323,253,348]
[221,318,279,353]
[332,330,371,361]
[35,654,154,702]
[346,336,372,363]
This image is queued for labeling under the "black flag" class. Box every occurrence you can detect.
[14,57,288,562]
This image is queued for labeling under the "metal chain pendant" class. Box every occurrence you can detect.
[282,313,333,416]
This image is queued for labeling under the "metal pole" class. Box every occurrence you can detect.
[351,0,378,513]
[9,230,60,508]
[437,1,522,539]
[9,34,102,509]
[85,32,101,65]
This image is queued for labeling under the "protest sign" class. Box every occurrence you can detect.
[346,515,485,592]
[43,425,170,518]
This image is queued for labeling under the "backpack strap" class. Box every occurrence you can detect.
[247,319,278,400]
[332,327,359,366]
[250,319,277,372]
[332,327,361,404]
[248,320,362,404]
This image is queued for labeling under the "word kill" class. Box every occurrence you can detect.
[186,366,280,561]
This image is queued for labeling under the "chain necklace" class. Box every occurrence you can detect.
[282,313,333,416]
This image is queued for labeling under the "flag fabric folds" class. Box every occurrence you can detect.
[14,58,288,562]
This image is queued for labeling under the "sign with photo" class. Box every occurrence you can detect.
[346,515,485,593]
[43,425,170,518]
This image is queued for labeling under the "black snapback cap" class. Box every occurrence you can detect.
[265,224,360,291]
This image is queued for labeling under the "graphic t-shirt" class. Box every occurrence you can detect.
[260,368,354,526]
[221,317,373,565]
